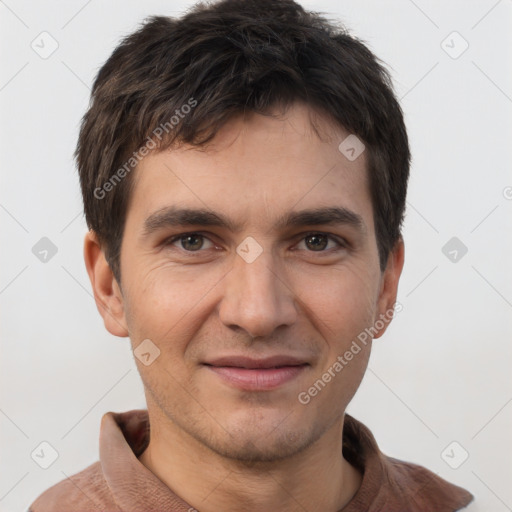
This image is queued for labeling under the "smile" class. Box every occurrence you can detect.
[202,356,309,391]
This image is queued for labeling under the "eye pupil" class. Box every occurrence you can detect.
[182,235,203,251]
[305,234,328,251]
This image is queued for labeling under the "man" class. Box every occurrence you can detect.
[30,0,473,510]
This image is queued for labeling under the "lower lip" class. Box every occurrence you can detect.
[205,365,308,391]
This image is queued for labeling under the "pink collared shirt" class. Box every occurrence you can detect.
[29,409,473,511]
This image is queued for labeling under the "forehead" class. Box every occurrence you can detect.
[127,103,373,232]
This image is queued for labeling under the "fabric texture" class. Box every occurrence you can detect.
[29,409,473,512]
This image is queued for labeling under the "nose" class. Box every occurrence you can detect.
[218,247,298,339]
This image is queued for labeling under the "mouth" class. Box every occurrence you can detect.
[202,356,309,391]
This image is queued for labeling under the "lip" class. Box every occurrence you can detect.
[203,355,309,391]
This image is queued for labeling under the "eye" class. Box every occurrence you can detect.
[166,233,215,252]
[295,232,346,252]
[164,231,347,255]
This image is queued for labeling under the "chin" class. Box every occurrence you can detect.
[197,408,324,463]
[147,382,336,463]
[208,426,316,463]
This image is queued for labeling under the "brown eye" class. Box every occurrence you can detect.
[295,233,345,253]
[166,233,215,252]
[304,234,329,251]
[180,234,205,251]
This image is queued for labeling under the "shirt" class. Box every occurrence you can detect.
[29,409,473,511]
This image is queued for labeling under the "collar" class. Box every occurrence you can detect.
[98,409,472,511]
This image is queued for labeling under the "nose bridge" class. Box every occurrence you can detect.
[219,244,297,338]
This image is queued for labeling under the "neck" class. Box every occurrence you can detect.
[138,406,362,512]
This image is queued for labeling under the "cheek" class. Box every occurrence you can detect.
[294,261,379,343]
[122,245,380,352]
[297,267,376,414]
[122,263,227,347]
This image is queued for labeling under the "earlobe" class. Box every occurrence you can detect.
[83,231,129,338]
[373,238,405,340]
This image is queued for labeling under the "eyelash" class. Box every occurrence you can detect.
[164,231,348,255]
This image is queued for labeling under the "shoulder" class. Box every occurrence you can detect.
[379,456,474,511]
[342,415,473,512]
[28,461,120,512]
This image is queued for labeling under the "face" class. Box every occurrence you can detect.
[91,102,403,462]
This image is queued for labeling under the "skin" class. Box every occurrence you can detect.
[84,102,404,512]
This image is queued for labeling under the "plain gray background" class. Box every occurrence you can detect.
[1,0,511,510]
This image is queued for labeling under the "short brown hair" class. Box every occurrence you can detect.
[76,0,410,282]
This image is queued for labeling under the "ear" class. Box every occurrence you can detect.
[373,237,405,340]
[83,231,129,337]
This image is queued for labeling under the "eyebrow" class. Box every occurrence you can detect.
[142,206,366,238]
